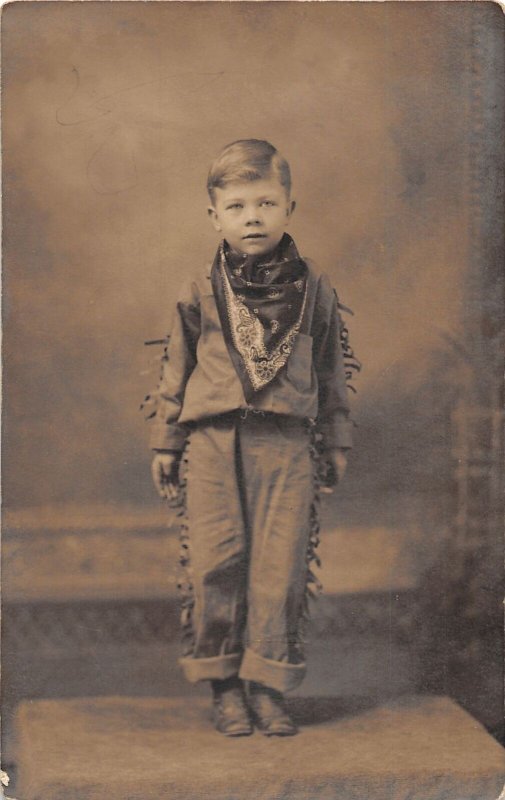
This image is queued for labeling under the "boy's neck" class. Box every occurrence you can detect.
[224,234,289,268]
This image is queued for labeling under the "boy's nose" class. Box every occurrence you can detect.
[245,214,261,225]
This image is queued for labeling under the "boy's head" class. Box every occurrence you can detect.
[207,139,296,257]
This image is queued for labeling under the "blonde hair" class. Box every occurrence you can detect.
[207,139,291,203]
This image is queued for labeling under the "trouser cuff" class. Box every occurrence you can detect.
[239,647,306,693]
[178,652,242,683]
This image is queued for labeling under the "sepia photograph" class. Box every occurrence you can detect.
[1,2,504,798]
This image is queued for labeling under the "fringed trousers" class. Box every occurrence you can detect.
[179,412,315,693]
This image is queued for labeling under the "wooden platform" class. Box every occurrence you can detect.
[13,694,505,800]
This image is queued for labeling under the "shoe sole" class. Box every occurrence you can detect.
[250,709,298,737]
[213,712,253,737]
[257,727,298,737]
[215,724,254,737]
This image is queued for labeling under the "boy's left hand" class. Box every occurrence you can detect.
[320,448,348,492]
[329,448,348,482]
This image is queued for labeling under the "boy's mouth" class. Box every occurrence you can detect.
[243,233,267,239]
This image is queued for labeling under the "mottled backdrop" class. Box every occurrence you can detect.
[3,1,489,511]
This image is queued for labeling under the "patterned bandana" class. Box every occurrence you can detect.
[210,233,308,402]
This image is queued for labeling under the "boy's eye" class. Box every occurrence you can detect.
[260,201,275,207]
[226,203,243,210]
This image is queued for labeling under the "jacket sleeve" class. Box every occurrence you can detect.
[311,274,355,450]
[148,278,201,451]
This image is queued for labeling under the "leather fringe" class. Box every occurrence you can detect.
[336,294,362,394]
[293,422,324,663]
[175,437,195,658]
[140,335,171,419]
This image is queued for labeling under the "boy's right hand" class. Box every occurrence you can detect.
[151,452,181,501]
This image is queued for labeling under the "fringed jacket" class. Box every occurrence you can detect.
[147,258,356,452]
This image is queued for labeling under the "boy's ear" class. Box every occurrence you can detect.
[287,199,296,219]
[208,206,221,232]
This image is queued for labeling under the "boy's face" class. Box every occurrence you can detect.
[208,176,296,257]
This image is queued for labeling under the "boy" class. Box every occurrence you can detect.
[147,140,356,737]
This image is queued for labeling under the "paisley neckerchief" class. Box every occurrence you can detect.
[210,232,308,402]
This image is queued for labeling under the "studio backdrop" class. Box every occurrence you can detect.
[2,0,503,756]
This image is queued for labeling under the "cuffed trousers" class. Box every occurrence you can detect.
[179,412,314,693]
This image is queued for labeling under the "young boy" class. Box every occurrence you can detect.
[148,139,355,737]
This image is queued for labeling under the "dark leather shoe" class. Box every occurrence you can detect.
[248,685,298,736]
[212,681,253,737]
